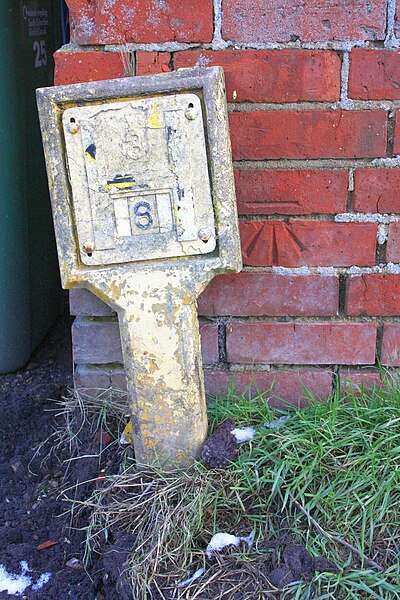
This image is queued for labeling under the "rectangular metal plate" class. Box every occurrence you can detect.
[63,93,216,266]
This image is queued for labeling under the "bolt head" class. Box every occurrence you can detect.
[82,241,94,255]
[185,106,198,120]
[67,122,79,135]
[198,227,212,242]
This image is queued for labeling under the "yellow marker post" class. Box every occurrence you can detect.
[37,68,241,468]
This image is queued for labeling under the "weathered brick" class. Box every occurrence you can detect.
[346,275,400,316]
[386,222,400,262]
[199,322,219,365]
[204,369,333,405]
[222,0,387,43]
[226,322,377,365]
[381,324,400,366]
[393,110,400,155]
[54,51,131,85]
[229,111,387,160]
[74,365,333,404]
[353,169,400,212]
[72,319,123,364]
[198,273,339,316]
[72,318,218,365]
[74,364,112,390]
[340,369,381,392]
[174,49,340,102]
[70,289,115,317]
[235,169,348,215]
[136,51,171,75]
[240,221,377,267]
[66,0,213,44]
[110,367,129,391]
[349,49,400,100]
[75,363,128,393]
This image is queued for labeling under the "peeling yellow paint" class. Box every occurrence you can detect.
[147,106,162,128]
[104,181,135,191]
[37,68,242,469]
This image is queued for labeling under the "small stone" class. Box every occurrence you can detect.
[66,558,84,570]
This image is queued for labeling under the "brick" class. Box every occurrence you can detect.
[199,322,219,365]
[222,0,386,43]
[136,51,171,75]
[346,275,400,316]
[226,322,377,365]
[72,317,218,365]
[66,0,213,44]
[74,364,333,404]
[393,110,400,155]
[235,169,348,215]
[204,369,333,406]
[229,111,387,160]
[386,222,400,262]
[72,318,123,364]
[381,324,400,366]
[174,49,340,102]
[240,221,377,267]
[73,364,128,394]
[54,51,131,85]
[110,367,128,391]
[349,49,400,100]
[340,369,381,392]
[74,364,112,390]
[198,273,339,317]
[70,289,115,317]
[353,169,400,212]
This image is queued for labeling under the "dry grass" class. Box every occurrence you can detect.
[56,374,400,599]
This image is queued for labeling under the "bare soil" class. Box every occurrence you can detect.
[0,316,107,599]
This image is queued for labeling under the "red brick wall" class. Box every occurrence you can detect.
[57,0,400,403]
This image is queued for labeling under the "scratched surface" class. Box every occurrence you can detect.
[63,94,216,266]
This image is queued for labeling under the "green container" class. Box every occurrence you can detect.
[0,1,62,374]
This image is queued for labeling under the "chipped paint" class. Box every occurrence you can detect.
[147,106,162,128]
[36,68,242,468]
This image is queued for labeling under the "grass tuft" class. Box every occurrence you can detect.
[71,378,400,598]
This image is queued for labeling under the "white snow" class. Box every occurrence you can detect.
[265,415,291,429]
[230,427,256,443]
[176,567,205,588]
[206,531,254,559]
[31,572,52,591]
[0,561,51,596]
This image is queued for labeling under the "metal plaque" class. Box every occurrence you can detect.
[63,93,216,266]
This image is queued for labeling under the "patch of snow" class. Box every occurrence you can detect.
[0,562,51,596]
[230,427,255,442]
[31,572,52,591]
[176,567,205,588]
[206,531,254,559]
[264,415,291,429]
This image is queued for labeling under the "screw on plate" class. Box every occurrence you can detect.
[198,228,212,242]
[67,118,79,134]
[185,104,198,120]
[82,241,94,255]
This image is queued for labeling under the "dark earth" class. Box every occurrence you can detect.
[0,315,127,599]
[0,315,339,599]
